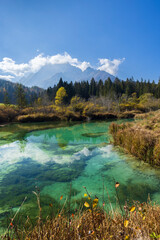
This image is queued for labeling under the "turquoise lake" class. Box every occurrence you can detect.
[0,120,160,232]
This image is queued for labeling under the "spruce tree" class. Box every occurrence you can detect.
[4,91,10,105]
[15,84,27,108]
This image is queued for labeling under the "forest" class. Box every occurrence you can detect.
[0,77,159,123]
[46,77,160,103]
[1,77,160,106]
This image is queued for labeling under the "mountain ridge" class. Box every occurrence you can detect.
[18,63,115,88]
[0,78,43,104]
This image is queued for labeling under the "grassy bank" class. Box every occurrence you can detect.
[0,103,144,124]
[109,110,160,166]
[1,194,160,240]
[20,202,160,240]
[1,91,160,124]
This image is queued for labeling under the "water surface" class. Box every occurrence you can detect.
[0,120,160,232]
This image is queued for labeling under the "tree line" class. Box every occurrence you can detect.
[2,76,160,107]
[0,79,42,107]
[46,77,160,104]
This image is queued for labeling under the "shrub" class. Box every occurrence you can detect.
[17,113,61,123]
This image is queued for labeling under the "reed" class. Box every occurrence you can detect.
[2,199,160,239]
[109,110,160,166]
[1,183,160,240]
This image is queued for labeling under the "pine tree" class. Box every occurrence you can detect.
[4,91,10,105]
[89,78,96,96]
[15,84,27,108]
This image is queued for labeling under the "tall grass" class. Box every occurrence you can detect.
[109,110,160,166]
[1,184,160,240]
[0,102,144,124]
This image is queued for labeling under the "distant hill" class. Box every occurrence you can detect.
[18,63,115,89]
[0,78,43,104]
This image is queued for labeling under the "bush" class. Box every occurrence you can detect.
[0,105,18,123]
[17,113,61,123]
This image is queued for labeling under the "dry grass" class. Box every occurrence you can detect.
[0,105,19,123]
[23,202,160,240]
[117,110,142,119]
[14,105,138,123]
[2,199,160,240]
[1,185,160,240]
[110,110,160,166]
[16,113,62,122]
[0,101,143,124]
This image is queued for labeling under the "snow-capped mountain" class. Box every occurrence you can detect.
[19,63,115,89]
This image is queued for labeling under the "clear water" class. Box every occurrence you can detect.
[0,120,160,232]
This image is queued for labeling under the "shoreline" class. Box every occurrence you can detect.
[109,110,160,166]
[0,110,139,126]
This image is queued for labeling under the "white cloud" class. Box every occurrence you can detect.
[0,53,124,81]
[0,75,15,81]
[0,58,29,77]
[98,58,125,76]
[74,61,91,71]
[0,53,91,78]
[29,54,48,72]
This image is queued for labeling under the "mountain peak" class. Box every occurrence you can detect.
[19,63,115,88]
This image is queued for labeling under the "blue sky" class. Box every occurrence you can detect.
[0,0,160,82]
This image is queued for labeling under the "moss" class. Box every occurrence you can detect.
[100,163,115,172]
[82,132,106,138]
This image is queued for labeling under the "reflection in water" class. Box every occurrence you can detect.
[0,120,160,232]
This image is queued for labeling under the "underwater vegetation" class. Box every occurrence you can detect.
[116,179,159,205]
[82,132,107,138]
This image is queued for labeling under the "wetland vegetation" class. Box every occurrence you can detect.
[0,119,160,239]
[110,110,160,166]
[1,80,160,239]
[1,78,160,124]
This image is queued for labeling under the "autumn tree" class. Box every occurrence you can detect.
[55,87,67,106]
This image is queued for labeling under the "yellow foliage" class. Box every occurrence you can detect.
[93,198,99,203]
[55,87,67,106]
[70,96,80,105]
[84,202,90,208]
[93,203,97,208]
[124,220,129,228]
[129,206,135,212]
[37,97,42,105]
